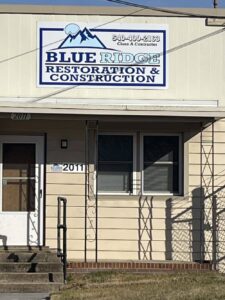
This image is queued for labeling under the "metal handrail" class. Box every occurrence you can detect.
[57,196,67,283]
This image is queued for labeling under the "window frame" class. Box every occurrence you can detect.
[140,133,183,196]
[97,132,137,195]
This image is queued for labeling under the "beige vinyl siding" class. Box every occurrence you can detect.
[45,122,86,260]
[0,15,225,109]
[1,9,225,267]
[0,118,86,260]
[0,117,225,269]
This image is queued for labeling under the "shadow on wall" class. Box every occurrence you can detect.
[138,187,219,263]
[165,188,205,262]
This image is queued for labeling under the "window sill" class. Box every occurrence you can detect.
[98,192,132,196]
[98,194,185,201]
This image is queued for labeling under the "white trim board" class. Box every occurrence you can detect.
[0,98,218,107]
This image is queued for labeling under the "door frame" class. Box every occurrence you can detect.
[0,135,44,246]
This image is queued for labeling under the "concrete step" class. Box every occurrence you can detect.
[0,252,60,263]
[0,272,64,283]
[0,248,65,293]
[0,262,63,273]
[0,283,62,293]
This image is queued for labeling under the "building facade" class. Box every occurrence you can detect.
[0,5,225,271]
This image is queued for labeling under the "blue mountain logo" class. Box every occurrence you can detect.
[58,24,106,49]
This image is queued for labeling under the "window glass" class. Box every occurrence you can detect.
[143,136,180,194]
[2,143,36,211]
[98,135,133,193]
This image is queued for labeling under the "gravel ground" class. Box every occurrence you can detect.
[0,294,50,300]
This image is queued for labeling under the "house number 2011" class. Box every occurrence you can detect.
[62,163,84,173]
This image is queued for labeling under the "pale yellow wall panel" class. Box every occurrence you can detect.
[151,252,167,260]
[46,217,84,229]
[137,230,165,243]
[99,198,168,209]
[211,144,225,155]
[98,252,139,260]
[85,241,96,251]
[189,143,225,155]
[46,174,85,186]
[45,217,57,229]
[147,200,167,209]
[47,228,84,240]
[205,120,225,132]
[190,154,225,165]
[151,230,166,241]
[98,218,166,230]
[0,16,10,93]
[99,207,139,219]
[46,195,84,207]
[189,164,201,175]
[46,206,85,218]
[45,239,57,249]
[99,207,165,219]
[189,164,225,176]
[47,152,85,163]
[152,208,166,219]
[46,183,84,195]
[189,174,225,188]
[189,143,200,154]
[98,240,138,251]
[189,153,201,164]
[99,207,166,218]
[97,240,168,252]
[98,199,140,208]
[188,175,201,187]
[147,219,166,230]
[189,133,200,143]
[98,229,139,240]
[67,240,84,251]
[1,15,225,104]
[46,239,84,251]
[214,132,225,143]
[98,218,138,230]
[46,173,85,184]
[67,251,84,260]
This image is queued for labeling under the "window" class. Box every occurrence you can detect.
[98,135,133,193]
[143,135,181,195]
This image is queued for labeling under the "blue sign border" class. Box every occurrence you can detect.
[39,27,167,87]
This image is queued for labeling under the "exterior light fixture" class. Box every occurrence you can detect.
[61,139,68,149]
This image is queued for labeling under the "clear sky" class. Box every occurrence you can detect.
[0,0,224,8]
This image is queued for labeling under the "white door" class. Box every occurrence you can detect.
[0,136,44,246]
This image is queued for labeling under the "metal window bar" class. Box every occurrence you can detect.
[57,196,67,283]
[95,121,99,263]
[84,121,99,263]
[200,121,217,269]
[84,121,88,263]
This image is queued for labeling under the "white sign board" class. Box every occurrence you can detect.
[38,22,168,89]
